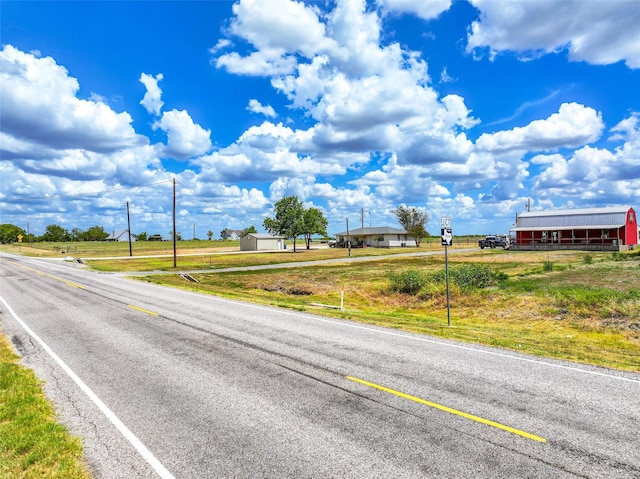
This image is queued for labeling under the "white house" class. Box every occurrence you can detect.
[105,229,137,242]
[240,233,285,251]
[221,229,244,240]
[333,227,417,248]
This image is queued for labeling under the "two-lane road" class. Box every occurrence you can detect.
[1,252,638,478]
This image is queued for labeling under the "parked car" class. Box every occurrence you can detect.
[328,240,337,247]
[479,235,509,249]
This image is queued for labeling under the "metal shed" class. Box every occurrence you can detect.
[240,233,285,251]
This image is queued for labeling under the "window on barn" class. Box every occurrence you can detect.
[601,230,610,239]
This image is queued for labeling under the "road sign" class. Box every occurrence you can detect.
[441,216,452,246]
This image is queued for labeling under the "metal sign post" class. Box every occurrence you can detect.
[441,217,452,326]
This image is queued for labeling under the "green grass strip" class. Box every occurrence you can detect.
[0,331,91,479]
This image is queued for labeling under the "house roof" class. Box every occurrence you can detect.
[334,226,408,236]
[106,229,136,240]
[513,206,632,231]
[245,233,284,239]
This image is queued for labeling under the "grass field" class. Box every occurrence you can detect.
[0,330,91,478]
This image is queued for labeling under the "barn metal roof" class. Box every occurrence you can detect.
[513,206,631,231]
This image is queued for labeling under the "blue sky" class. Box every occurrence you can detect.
[1,0,639,238]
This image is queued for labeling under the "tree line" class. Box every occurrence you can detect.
[0,198,429,247]
[0,224,111,244]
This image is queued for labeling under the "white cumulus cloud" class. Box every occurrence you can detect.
[377,0,451,20]
[154,109,212,160]
[247,99,277,118]
[139,72,164,116]
[476,103,604,153]
[0,45,143,156]
[467,0,640,68]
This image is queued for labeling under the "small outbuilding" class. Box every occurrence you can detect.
[240,233,285,251]
[511,206,637,251]
[333,227,417,248]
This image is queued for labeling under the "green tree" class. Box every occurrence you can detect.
[41,224,69,242]
[393,205,430,247]
[84,225,109,241]
[137,231,148,241]
[263,196,305,252]
[207,230,214,241]
[0,224,26,244]
[70,228,83,241]
[301,207,328,249]
[241,225,257,237]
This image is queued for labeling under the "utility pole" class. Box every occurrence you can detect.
[173,178,177,268]
[126,201,132,257]
[361,208,364,229]
[346,218,351,257]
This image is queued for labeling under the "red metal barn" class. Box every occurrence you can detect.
[511,206,638,251]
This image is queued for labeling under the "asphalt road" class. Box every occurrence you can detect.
[1,252,639,478]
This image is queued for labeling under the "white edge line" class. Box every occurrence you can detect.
[158,284,640,385]
[0,295,175,479]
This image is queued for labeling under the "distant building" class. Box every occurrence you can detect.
[333,227,416,248]
[511,206,637,251]
[240,233,285,251]
[105,229,137,242]
[221,229,244,240]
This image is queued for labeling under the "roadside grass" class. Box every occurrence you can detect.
[1,236,482,259]
[83,241,475,272]
[1,237,480,269]
[0,331,91,479]
[138,249,640,371]
[0,239,241,258]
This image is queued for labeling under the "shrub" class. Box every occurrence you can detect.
[389,269,426,294]
[543,260,554,272]
[450,263,492,290]
[583,254,593,264]
[493,270,509,282]
[390,263,495,296]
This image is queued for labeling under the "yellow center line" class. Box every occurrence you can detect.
[3,260,86,289]
[128,305,159,316]
[346,376,546,443]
